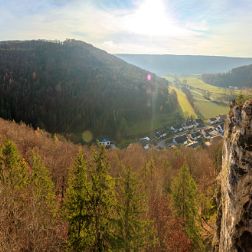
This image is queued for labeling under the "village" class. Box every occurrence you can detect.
[138,114,226,150]
[98,114,226,150]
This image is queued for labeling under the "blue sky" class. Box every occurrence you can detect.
[1,0,252,56]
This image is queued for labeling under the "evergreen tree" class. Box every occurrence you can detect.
[64,151,92,251]
[64,147,118,251]
[118,166,155,251]
[0,140,28,188]
[0,142,64,251]
[29,151,56,214]
[0,141,29,250]
[25,152,62,250]
[171,164,203,250]
[89,145,117,251]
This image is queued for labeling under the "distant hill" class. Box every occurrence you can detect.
[116,54,252,76]
[202,64,252,88]
[0,40,180,142]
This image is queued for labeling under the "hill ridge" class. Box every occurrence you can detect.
[116,54,252,75]
[0,39,180,143]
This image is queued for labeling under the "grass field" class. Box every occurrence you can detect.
[180,76,229,94]
[189,88,229,118]
[166,76,231,119]
[169,86,197,118]
[126,110,182,137]
[165,75,177,82]
[193,98,228,118]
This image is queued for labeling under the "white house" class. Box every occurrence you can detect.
[98,137,112,148]
[208,117,219,125]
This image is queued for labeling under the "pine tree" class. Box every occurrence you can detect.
[64,151,92,252]
[0,142,64,251]
[64,147,118,251]
[29,151,56,214]
[89,145,117,251]
[118,166,155,251]
[26,151,63,250]
[0,140,28,188]
[0,141,29,250]
[171,163,203,250]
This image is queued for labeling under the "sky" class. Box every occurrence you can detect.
[1,0,252,56]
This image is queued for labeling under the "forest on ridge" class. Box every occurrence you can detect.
[0,118,221,251]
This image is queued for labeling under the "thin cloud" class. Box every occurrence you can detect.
[0,0,252,56]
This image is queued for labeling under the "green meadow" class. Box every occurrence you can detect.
[169,86,197,118]
[167,76,234,119]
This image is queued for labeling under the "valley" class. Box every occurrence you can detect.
[0,40,251,251]
[1,40,252,148]
[167,75,250,120]
[1,0,252,250]
[169,86,197,118]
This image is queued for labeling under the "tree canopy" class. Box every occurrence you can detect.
[0,40,179,142]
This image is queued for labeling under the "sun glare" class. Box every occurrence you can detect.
[124,0,173,36]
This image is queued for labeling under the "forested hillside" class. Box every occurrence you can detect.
[202,64,252,88]
[0,40,179,142]
[0,117,221,251]
[117,54,252,76]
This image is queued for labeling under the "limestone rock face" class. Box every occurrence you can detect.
[215,100,252,252]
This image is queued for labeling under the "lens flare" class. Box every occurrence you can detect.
[147,73,152,81]
[82,130,93,143]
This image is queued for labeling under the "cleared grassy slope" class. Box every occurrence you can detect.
[169,86,197,118]
[181,76,230,94]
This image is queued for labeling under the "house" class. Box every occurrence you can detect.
[160,133,167,139]
[139,137,150,146]
[209,129,220,137]
[144,144,150,150]
[155,130,165,138]
[182,120,195,130]
[208,117,219,125]
[216,124,224,135]
[173,134,188,145]
[189,131,202,141]
[183,124,195,130]
[194,118,204,127]
[170,126,183,133]
[170,126,176,132]
[201,128,214,139]
[186,141,200,148]
[98,137,113,148]
[218,115,227,122]
[228,86,239,90]
[140,136,150,142]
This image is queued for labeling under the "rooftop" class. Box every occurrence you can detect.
[174,135,188,144]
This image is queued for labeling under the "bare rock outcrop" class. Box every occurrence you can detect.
[214,100,252,252]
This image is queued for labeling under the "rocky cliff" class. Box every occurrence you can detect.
[214,100,252,252]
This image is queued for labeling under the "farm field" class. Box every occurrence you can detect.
[168,75,252,120]
[168,76,232,119]
[188,88,229,118]
[180,76,229,94]
[169,86,197,118]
